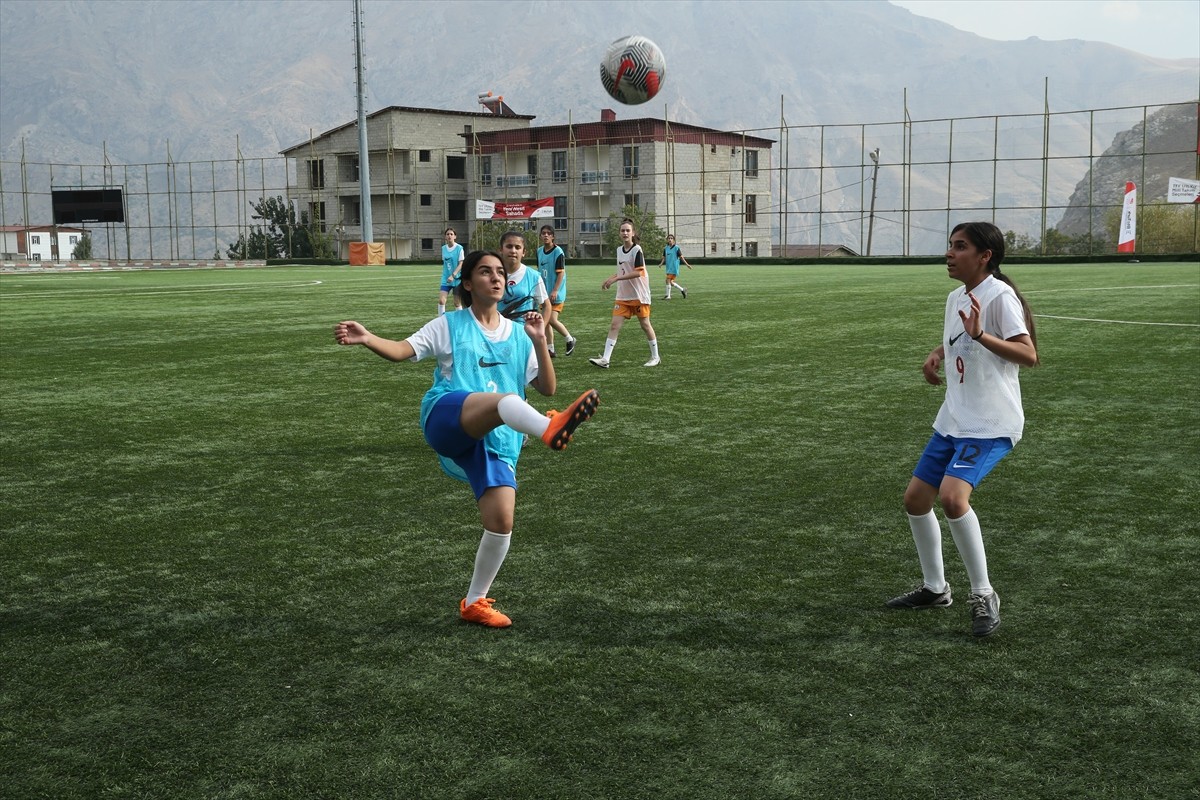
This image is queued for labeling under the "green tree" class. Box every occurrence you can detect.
[470,220,538,255]
[1003,230,1038,255]
[226,196,334,260]
[1137,203,1199,254]
[70,233,93,260]
[602,205,666,259]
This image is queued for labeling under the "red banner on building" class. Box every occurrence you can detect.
[475,197,555,220]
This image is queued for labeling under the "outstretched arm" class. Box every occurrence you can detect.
[523,312,556,396]
[334,320,416,362]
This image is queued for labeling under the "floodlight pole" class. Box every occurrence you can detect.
[353,0,373,244]
[866,147,880,256]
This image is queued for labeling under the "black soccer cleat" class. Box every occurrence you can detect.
[886,583,953,609]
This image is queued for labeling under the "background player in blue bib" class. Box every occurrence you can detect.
[438,227,465,316]
[657,234,693,300]
[537,224,577,357]
[336,250,600,628]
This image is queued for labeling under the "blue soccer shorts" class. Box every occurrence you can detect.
[913,432,1013,489]
[423,391,517,500]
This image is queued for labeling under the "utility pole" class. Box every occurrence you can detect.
[353,0,373,245]
[866,147,880,256]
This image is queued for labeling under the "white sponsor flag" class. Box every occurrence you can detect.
[1117,181,1136,253]
[1167,177,1200,203]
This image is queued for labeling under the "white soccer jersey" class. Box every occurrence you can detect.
[932,274,1028,444]
[615,244,651,304]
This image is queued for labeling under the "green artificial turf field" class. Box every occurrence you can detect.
[2,260,1197,799]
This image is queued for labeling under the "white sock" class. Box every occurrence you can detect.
[437,302,446,316]
[665,285,672,297]
[648,340,659,360]
[602,338,616,361]
[907,511,947,593]
[676,282,686,293]
[465,529,511,605]
[497,394,550,438]
[947,508,992,596]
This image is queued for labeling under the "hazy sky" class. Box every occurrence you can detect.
[891,0,1200,59]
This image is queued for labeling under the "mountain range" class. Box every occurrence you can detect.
[0,0,1196,256]
[2,0,1196,167]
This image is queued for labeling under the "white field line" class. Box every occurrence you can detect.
[1025,283,1200,327]
[1034,314,1198,328]
[0,279,334,300]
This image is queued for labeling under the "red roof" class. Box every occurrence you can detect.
[471,118,775,154]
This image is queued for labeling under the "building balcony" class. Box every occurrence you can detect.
[579,219,608,233]
[495,174,535,188]
[581,170,611,184]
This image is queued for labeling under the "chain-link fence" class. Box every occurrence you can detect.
[2,101,1195,261]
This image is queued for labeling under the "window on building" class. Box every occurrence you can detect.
[711,193,717,204]
[552,151,567,183]
[31,235,41,244]
[745,194,757,224]
[553,196,567,230]
[527,154,538,180]
[623,146,639,179]
[732,243,738,252]
[420,194,433,206]
[419,150,431,162]
[745,241,758,257]
[339,155,359,183]
[448,199,467,220]
[447,156,466,180]
[346,198,361,225]
[421,238,434,251]
[307,160,325,189]
[479,156,492,186]
[69,235,78,244]
[710,242,717,253]
[744,150,758,177]
[623,194,640,210]
[31,253,41,261]
[731,194,737,205]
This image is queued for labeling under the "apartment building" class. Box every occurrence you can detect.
[281,105,533,260]
[281,105,773,259]
[473,109,774,258]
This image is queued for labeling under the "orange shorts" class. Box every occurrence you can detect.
[666,274,678,283]
[612,299,651,319]
[550,302,565,313]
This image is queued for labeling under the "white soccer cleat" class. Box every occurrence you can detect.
[643,357,660,367]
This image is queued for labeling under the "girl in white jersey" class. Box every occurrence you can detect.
[886,221,1039,637]
[335,250,600,629]
[589,218,661,368]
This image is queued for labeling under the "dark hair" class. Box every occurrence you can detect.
[539,224,555,239]
[619,217,640,246]
[444,227,456,236]
[455,250,503,307]
[500,230,525,247]
[952,221,1039,364]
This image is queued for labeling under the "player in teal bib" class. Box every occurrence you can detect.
[335,249,600,629]
[537,225,577,356]
[438,227,465,316]
[658,234,692,299]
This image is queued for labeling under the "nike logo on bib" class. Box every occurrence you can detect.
[949,331,966,345]
[478,357,505,368]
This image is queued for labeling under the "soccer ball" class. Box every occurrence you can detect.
[599,35,666,105]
